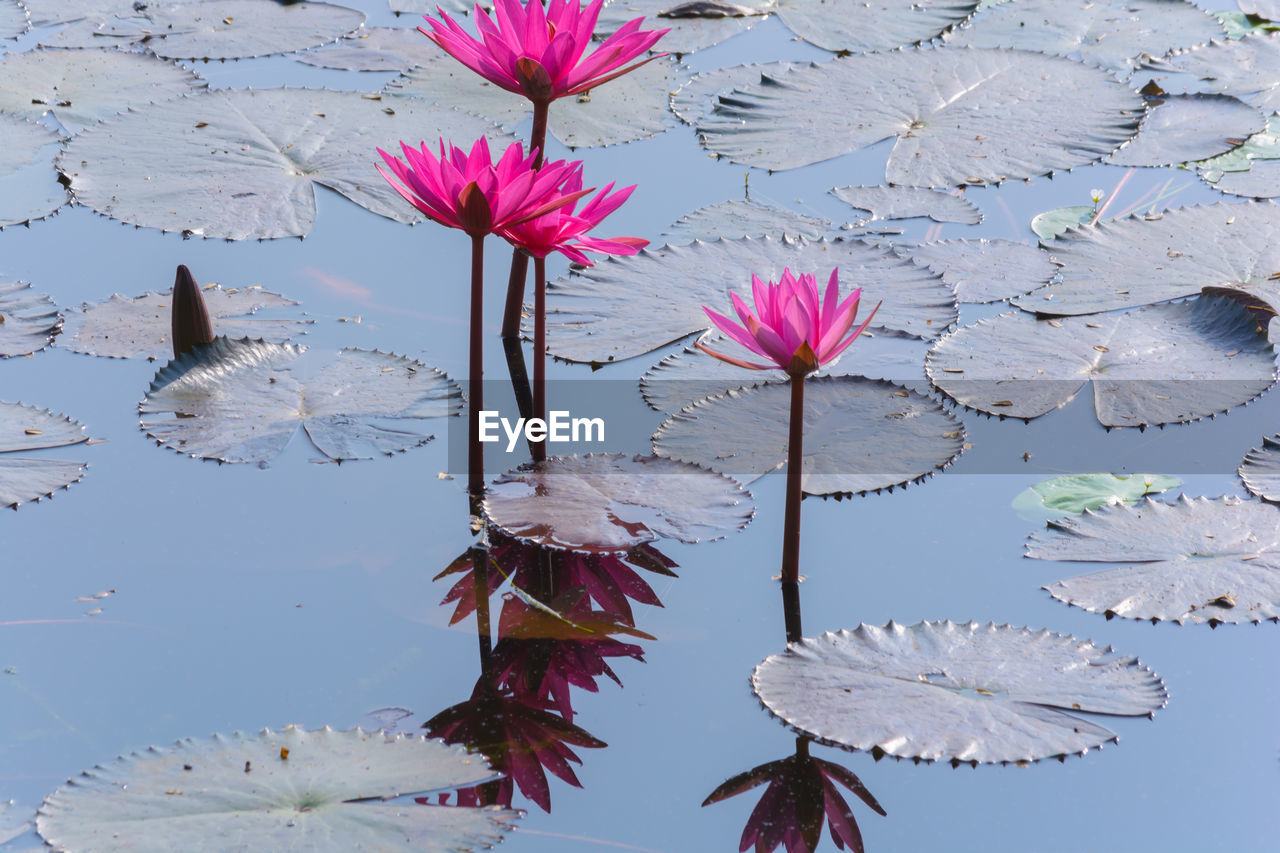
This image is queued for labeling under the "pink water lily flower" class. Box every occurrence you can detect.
[421,0,668,105]
[375,136,589,237]
[499,171,648,263]
[699,268,880,377]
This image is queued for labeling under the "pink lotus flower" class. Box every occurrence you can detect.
[375,136,589,237]
[420,0,668,105]
[699,268,879,377]
[499,171,648,264]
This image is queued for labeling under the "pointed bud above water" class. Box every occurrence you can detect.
[171,264,214,359]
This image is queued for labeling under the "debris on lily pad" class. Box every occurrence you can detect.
[830,186,981,225]
[772,0,977,54]
[900,239,1056,303]
[926,296,1275,427]
[653,375,965,496]
[0,114,67,228]
[0,401,90,510]
[60,285,309,360]
[297,25,445,72]
[1028,495,1280,625]
[1012,473,1181,522]
[1106,94,1266,168]
[483,453,754,554]
[0,281,61,358]
[1238,434,1280,501]
[670,60,818,126]
[36,727,518,853]
[139,338,459,465]
[662,199,831,243]
[752,621,1166,764]
[596,0,771,55]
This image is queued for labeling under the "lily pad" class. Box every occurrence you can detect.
[0,281,61,357]
[830,186,981,225]
[544,235,956,365]
[139,337,459,464]
[389,0,474,15]
[774,0,977,54]
[1012,473,1182,522]
[944,0,1224,75]
[0,115,67,228]
[902,239,1056,303]
[0,48,205,134]
[23,0,138,27]
[36,727,518,852]
[1240,0,1280,18]
[597,0,770,55]
[0,401,89,509]
[1154,32,1280,115]
[662,199,831,243]
[1215,10,1280,40]
[1028,495,1280,625]
[652,375,965,495]
[1013,201,1280,315]
[1029,205,1095,241]
[1106,95,1266,168]
[60,88,512,239]
[751,621,1166,764]
[1197,113,1280,198]
[298,26,443,71]
[387,48,680,148]
[1,800,31,846]
[697,47,1144,185]
[1238,435,1280,501]
[670,60,817,125]
[926,296,1275,427]
[483,452,754,554]
[1,1,27,39]
[60,285,309,360]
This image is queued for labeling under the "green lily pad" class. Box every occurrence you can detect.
[0,114,67,229]
[139,338,459,464]
[1012,473,1182,522]
[774,0,978,54]
[671,60,817,126]
[1197,113,1280,198]
[1,1,28,39]
[297,25,443,71]
[831,186,981,225]
[36,727,518,852]
[1028,495,1280,625]
[1107,95,1266,168]
[0,281,60,358]
[597,0,770,55]
[0,401,90,510]
[1029,205,1095,241]
[902,239,1057,303]
[697,47,1144,185]
[662,199,831,243]
[1216,9,1280,40]
[752,621,1166,764]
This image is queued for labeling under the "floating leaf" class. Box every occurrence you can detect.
[945,0,1224,75]
[59,285,309,360]
[0,48,205,134]
[926,296,1275,427]
[1,1,27,39]
[751,621,1166,764]
[653,375,965,496]
[1154,32,1280,114]
[0,281,60,358]
[0,401,89,509]
[36,727,518,852]
[830,186,981,225]
[697,48,1143,185]
[1107,95,1266,167]
[545,236,956,364]
[388,0,473,15]
[1012,473,1181,522]
[1028,495,1280,625]
[387,46,680,147]
[1013,201,1280,315]
[902,239,1056,303]
[1029,204,1095,241]
[23,0,137,27]
[774,0,977,54]
[662,199,831,243]
[483,453,754,554]
[0,114,67,228]
[60,88,511,239]
[1196,113,1280,198]
[1240,0,1280,18]
[597,0,770,55]
[297,25,443,71]
[139,338,459,464]
[1238,434,1280,501]
[670,60,817,126]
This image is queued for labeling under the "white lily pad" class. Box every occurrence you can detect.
[1107,95,1266,167]
[59,285,309,360]
[597,0,770,55]
[1011,473,1182,522]
[0,281,61,358]
[387,47,680,148]
[926,296,1275,427]
[1238,435,1280,501]
[697,47,1144,185]
[60,88,512,239]
[752,621,1166,764]
[1028,495,1280,625]
[0,401,89,510]
[0,114,67,228]
[544,235,956,365]
[945,0,1224,74]
[670,60,817,125]
[389,0,474,15]
[297,25,443,71]
[653,375,965,496]
[662,199,831,243]
[901,239,1056,303]
[1,1,28,39]
[483,453,755,554]
[23,1,136,26]
[774,0,977,54]
[1155,32,1280,115]
[36,727,518,852]
[139,338,459,464]
[831,186,981,225]
[1013,201,1280,315]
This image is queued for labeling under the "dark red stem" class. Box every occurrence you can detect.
[468,234,485,497]
[499,99,552,339]
[781,374,805,642]
[531,254,547,462]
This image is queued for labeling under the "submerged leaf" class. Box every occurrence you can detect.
[139,338,459,464]
[36,727,518,852]
[544,236,955,364]
[698,48,1143,185]
[1107,95,1266,168]
[59,285,309,360]
[901,239,1056,303]
[774,0,977,54]
[926,296,1275,427]
[662,199,831,243]
[597,0,770,54]
[652,375,965,496]
[1028,495,1280,625]
[0,114,66,228]
[483,453,754,554]
[0,401,89,509]
[752,621,1166,763]
[0,281,61,358]
[1012,473,1181,521]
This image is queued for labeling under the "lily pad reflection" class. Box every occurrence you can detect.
[0,401,89,509]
